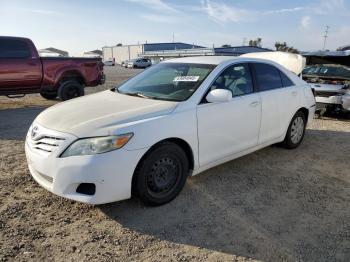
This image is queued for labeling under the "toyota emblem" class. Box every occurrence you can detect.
[31,126,39,139]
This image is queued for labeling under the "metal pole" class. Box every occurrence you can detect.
[322,26,329,51]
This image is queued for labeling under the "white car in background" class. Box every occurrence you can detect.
[103,60,115,66]
[127,58,152,68]
[25,56,315,206]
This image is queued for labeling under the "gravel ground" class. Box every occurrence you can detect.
[0,66,350,261]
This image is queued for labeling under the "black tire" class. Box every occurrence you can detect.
[58,80,84,101]
[40,91,57,100]
[133,142,189,206]
[282,111,306,149]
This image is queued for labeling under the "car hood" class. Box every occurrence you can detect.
[36,90,178,137]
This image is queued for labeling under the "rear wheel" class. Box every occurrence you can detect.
[58,80,84,101]
[133,142,189,206]
[282,111,306,149]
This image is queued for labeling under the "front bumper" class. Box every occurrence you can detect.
[315,94,350,112]
[25,128,148,205]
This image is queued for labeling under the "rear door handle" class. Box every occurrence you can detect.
[291,91,298,96]
[250,101,259,107]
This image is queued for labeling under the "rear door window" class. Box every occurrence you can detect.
[279,71,295,87]
[0,39,31,58]
[253,63,283,91]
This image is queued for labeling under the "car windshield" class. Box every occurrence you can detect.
[303,64,350,79]
[116,62,215,101]
[303,65,320,75]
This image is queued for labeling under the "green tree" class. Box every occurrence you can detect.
[275,41,299,53]
[248,38,262,47]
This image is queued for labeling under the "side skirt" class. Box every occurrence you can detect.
[191,136,284,176]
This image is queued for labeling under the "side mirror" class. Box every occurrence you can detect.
[206,89,232,103]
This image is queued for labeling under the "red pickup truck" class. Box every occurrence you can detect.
[0,36,105,100]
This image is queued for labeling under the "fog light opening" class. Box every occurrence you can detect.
[76,183,96,196]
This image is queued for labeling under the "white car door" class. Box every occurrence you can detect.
[252,62,300,144]
[197,63,261,167]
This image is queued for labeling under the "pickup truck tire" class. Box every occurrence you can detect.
[58,80,84,101]
[40,92,57,100]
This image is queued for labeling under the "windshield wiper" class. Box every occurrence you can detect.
[119,91,181,102]
[121,92,155,99]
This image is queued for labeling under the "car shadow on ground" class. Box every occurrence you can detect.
[100,129,350,261]
[316,111,350,121]
[0,106,45,140]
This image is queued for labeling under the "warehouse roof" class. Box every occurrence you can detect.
[143,42,204,52]
[214,46,272,55]
[302,50,350,57]
[164,55,237,65]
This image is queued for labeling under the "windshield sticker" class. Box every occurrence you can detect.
[173,76,200,82]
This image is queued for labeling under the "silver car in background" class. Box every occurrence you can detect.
[127,58,152,69]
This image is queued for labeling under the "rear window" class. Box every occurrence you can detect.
[302,65,350,79]
[253,63,283,91]
[303,66,319,75]
[319,65,350,78]
[0,39,31,58]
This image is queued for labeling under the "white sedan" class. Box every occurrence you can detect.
[25,56,315,205]
[127,58,152,68]
[103,60,115,66]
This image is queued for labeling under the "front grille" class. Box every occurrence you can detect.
[32,135,66,153]
[315,91,340,98]
[26,124,74,156]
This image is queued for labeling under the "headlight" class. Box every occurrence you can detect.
[61,133,133,157]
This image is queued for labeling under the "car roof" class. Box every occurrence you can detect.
[163,56,238,65]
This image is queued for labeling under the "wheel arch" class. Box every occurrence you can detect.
[57,70,86,87]
[282,107,310,143]
[298,107,309,122]
[131,137,195,194]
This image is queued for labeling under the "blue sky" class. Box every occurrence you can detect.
[1,0,349,56]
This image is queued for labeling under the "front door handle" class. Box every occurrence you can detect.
[250,101,259,107]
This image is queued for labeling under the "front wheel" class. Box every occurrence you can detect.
[282,111,306,149]
[133,142,189,206]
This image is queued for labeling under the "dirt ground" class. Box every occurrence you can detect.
[0,66,349,262]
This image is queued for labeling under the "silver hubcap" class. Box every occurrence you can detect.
[291,116,304,144]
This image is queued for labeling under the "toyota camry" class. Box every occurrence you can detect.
[25,56,315,205]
